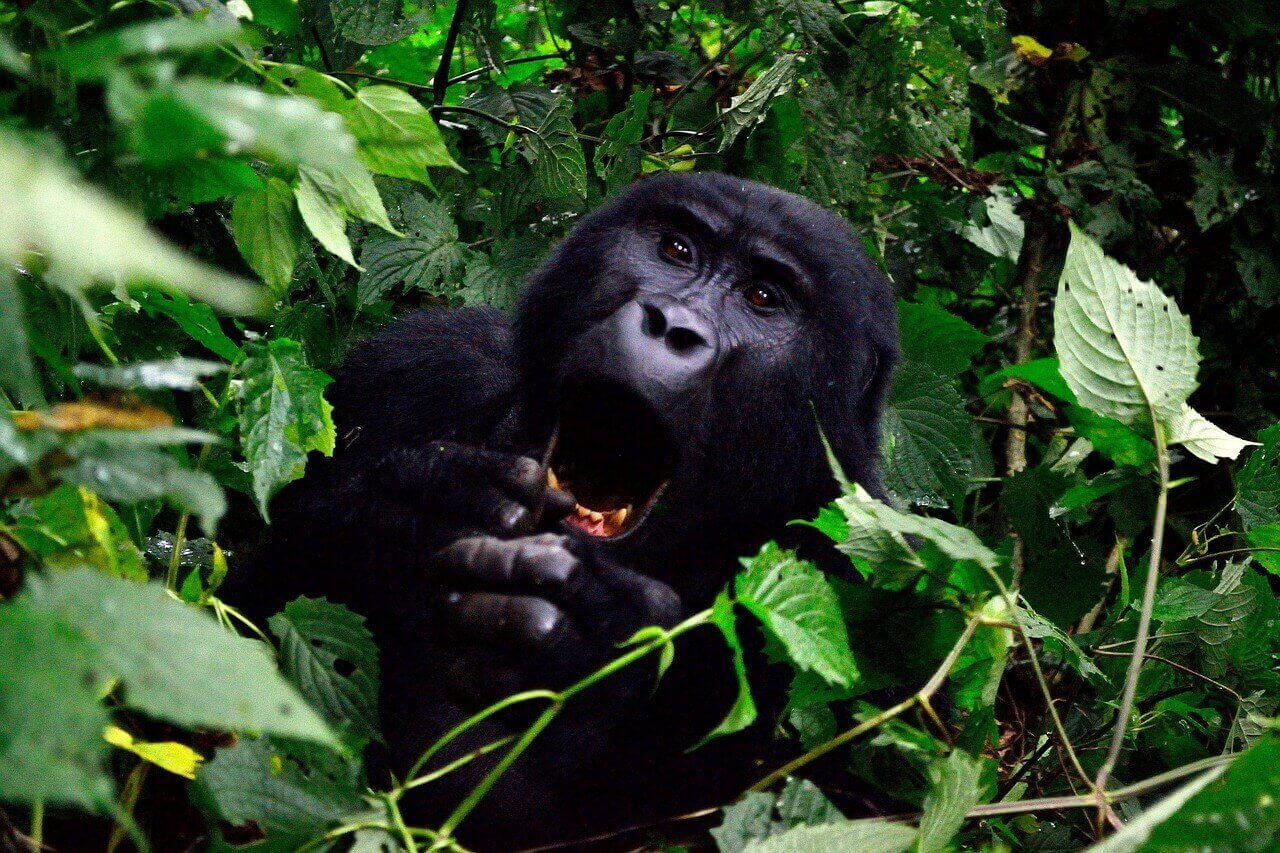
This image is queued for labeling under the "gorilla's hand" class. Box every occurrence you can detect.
[377,442,576,540]
[429,533,683,708]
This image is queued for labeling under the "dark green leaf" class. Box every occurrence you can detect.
[897,302,989,377]
[883,360,974,508]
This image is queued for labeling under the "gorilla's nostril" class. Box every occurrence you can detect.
[641,304,667,338]
[666,326,708,354]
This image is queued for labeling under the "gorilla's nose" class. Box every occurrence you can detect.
[608,298,718,402]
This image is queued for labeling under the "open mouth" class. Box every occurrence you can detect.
[544,380,675,539]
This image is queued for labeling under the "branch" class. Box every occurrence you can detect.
[433,0,471,106]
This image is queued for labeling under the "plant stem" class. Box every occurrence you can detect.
[29,801,42,846]
[1095,425,1171,799]
[433,0,470,106]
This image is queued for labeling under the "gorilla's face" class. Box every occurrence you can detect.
[518,174,896,558]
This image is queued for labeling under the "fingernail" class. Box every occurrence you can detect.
[503,504,531,532]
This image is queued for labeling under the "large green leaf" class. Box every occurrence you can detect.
[295,163,395,267]
[0,130,265,316]
[1236,424,1280,531]
[916,750,986,853]
[751,820,917,853]
[357,197,466,302]
[1092,737,1280,852]
[1054,225,1251,461]
[232,177,305,292]
[523,98,588,199]
[734,543,859,688]
[719,54,798,153]
[341,85,459,184]
[55,16,244,80]
[0,267,42,407]
[269,597,381,748]
[883,360,974,508]
[238,338,335,517]
[72,357,226,391]
[9,484,146,579]
[20,567,337,745]
[0,607,112,809]
[897,302,989,376]
[959,187,1024,261]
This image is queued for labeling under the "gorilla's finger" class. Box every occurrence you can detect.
[431,535,584,592]
[595,563,684,631]
[447,591,581,653]
[441,652,526,708]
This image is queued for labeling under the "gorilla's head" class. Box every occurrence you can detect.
[516,174,898,589]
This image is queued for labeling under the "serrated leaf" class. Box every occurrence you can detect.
[523,98,588,198]
[719,54,798,153]
[897,302,989,376]
[330,0,430,45]
[9,484,146,579]
[296,170,356,266]
[132,291,242,361]
[296,163,395,267]
[20,567,337,746]
[342,85,458,184]
[0,130,266,316]
[751,820,918,853]
[233,177,305,292]
[196,734,364,844]
[1167,403,1256,462]
[238,338,335,518]
[1236,424,1280,531]
[734,543,859,688]
[834,483,1000,573]
[0,607,113,809]
[1246,523,1280,575]
[357,199,465,302]
[916,750,986,853]
[883,360,974,508]
[1054,223,1198,426]
[269,597,381,748]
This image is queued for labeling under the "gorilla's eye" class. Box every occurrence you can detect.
[744,282,781,311]
[659,234,694,265]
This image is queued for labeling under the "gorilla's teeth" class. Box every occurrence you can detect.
[547,468,561,490]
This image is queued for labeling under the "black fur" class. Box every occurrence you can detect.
[246,173,898,849]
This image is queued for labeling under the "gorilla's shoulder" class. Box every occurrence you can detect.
[329,307,518,447]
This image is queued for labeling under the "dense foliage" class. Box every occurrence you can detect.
[1,0,1279,850]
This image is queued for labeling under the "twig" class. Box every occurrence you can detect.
[1094,425,1171,807]
[1178,547,1280,566]
[433,0,471,106]
[1093,649,1241,701]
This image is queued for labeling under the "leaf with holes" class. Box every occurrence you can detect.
[329,0,430,45]
[238,338,335,518]
[269,597,381,748]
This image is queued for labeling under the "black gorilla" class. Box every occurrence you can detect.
[249,173,899,848]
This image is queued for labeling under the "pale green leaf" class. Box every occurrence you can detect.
[750,820,917,853]
[1054,223,1199,426]
[1167,403,1256,462]
[0,130,266,316]
[342,85,459,184]
[719,54,799,153]
[959,186,1024,261]
[734,543,859,688]
[296,170,355,266]
[916,750,985,853]
[73,357,226,391]
[232,177,305,292]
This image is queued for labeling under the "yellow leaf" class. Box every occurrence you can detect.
[12,400,173,432]
[1011,35,1053,66]
[103,725,204,779]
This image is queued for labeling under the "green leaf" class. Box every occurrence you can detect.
[916,749,985,853]
[0,266,43,407]
[55,16,244,80]
[883,360,974,508]
[20,567,337,745]
[0,130,266,316]
[246,0,301,35]
[978,358,1077,405]
[1167,403,1257,463]
[1066,407,1156,468]
[959,186,1024,261]
[238,338,335,518]
[1246,523,1280,576]
[719,54,799,153]
[232,177,305,292]
[296,170,356,266]
[702,591,759,744]
[897,302,989,376]
[269,597,381,748]
[59,443,226,534]
[713,791,778,852]
[330,0,430,45]
[751,820,918,853]
[132,291,242,361]
[72,357,226,391]
[9,484,146,580]
[734,543,859,688]
[523,98,588,199]
[1236,424,1280,531]
[1093,737,1280,852]
[196,734,364,844]
[1054,223,1199,426]
[357,198,465,302]
[595,89,653,192]
[296,163,395,267]
[0,607,113,809]
[341,85,459,184]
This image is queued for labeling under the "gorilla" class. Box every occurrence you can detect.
[249,173,899,848]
